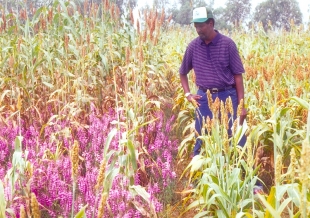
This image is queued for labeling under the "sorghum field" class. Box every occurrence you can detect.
[0,1,309,218]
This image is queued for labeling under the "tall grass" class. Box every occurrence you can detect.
[0,0,180,217]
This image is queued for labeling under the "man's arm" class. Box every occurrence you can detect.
[180,74,191,94]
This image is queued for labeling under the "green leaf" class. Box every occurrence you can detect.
[290,96,309,109]
[127,108,135,121]
[146,65,158,72]
[131,200,150,217]
[287,184,300,207]
[54,58,63,66]
[104,128,117,158]
[32,6,46,22]
[236,212,249,218]
[185,197,206,212]
[42,81,54,89]
[5,208,15,216]
[104,163,119,193]
[14,136,23,151]
[194,211,209,218]
[126,139,137,171]
[33,59,45,72]
[293,211,301,218]
[0,90,11,104]
[189,155,205,172]
[130,185,150,203]
[0,180,6,218]
[257,186,280,218]
[74,204,88,218]
[278,198,292,214]
[267,186,276,205]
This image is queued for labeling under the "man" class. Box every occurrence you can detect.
[179,6,247,156]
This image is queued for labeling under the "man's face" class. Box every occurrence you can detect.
[194,21,212,41]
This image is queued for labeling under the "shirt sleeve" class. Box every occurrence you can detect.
[229,41,245,75]
[179,43,193,75]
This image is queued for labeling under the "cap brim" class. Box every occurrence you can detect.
[191,18,209,23]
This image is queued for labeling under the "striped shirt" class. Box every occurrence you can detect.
[179,31,245,88]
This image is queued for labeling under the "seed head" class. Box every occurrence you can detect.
[289,148,297,182]
[191,99,199,108]
[225,97,233,116]
[296,66,303,81]
[212,97,220,117]
[19,9,26,21]
[150,10,157,39]
[30,193,40,218]
[220,101,225,126]
[296,87,302,97]
[246,139,254,167]
[254,91,260,106]
[48,8,53,23]
[206,116,211,134]
[247,110,254,127]
[139,45,144,63]
[275,154,282,185]
[97,193,107,218]
[20,205,26,218]
[142,26,147,43]
[259,80,264,91]
[103,0,109,11]
[300,139,310,184]
[232,119,238,134]
[95,160,106,191]
[284,89,289,99]
[223,130,229,154]
[277,92,282,102]
[109,4,115,19]
[224,113,229,130]
[222,101,229,129]
[17,94,22,111]
[40,15,46,30]
[9,55,14,69]
[129,8,134,24]
[71,141,79,180]
[136,19,140,34]
[125,47,130,65]
[206,90,213,111]
[302,109,308,123]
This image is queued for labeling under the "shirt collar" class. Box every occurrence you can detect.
[200,30,221,45]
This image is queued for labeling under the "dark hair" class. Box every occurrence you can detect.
[206,18,215,27]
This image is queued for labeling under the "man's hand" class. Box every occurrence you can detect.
[186,94,202,107]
